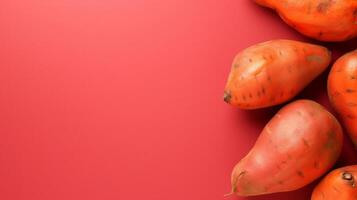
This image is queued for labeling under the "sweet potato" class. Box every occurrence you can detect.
[312,165,357,200]
[328,50,357,147]
[224,40,331,109]
[254,0,357,41]
[230,100,343,196]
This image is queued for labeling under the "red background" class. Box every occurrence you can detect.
[0,1,356,200]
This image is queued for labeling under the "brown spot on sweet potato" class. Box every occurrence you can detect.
[257,91,261,97]
[242,95,246,101]
[302,138,309,147]
[318,31,323,37]
[297,170,305,178]
[306,55,323,63]
[347,114,355,119]
[314,161,319,169]
[223,91,232,103]
[325,131,336,149]
[233,63,239,68]
[249,93,252,98]
[287,154,292,160]
[346,89,356,93]
[269,96,275,102]
[332,186,340,192]
[262,87,266,95]
[317,0,332,13]
[232,171,246,193]
[278,180,284,185]
[332,91,341,97]
[309,111,316,117]
[351,76,357,80]
[266,126,272,134]
[249,58,252,63]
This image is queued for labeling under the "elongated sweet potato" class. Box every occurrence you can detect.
[254,0,357,41]
[328,50,357,147]
[230,100,343,196]
[312,165,357,200]
[224,40,331,109]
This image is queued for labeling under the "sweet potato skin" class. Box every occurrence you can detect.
[328,50,357,147]
[312,165,357,200]
[230,100,343,196]
[254,0,357,41]
[224,40,331,109]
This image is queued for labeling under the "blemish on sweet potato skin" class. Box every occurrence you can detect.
[316,1,332,13]
[346,89,356,93]
[302,138,310,147]
[223,91,232,103]
[297,170,305,178]
[346,114,355,119]
[314,161,320,169]
[306,55,323,63]
[324,131,337,150]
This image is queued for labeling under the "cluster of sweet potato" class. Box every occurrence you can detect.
[224,1,357,199]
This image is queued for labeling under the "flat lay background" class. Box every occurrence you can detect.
[0,0,356,200]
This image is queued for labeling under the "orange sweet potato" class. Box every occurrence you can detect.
[224,40,331,109]
[312,165,357,200]
[328,50,357,147]
[255,0,357,41]
[230,100,343,196]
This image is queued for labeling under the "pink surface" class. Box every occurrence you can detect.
[0,0,356,200]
